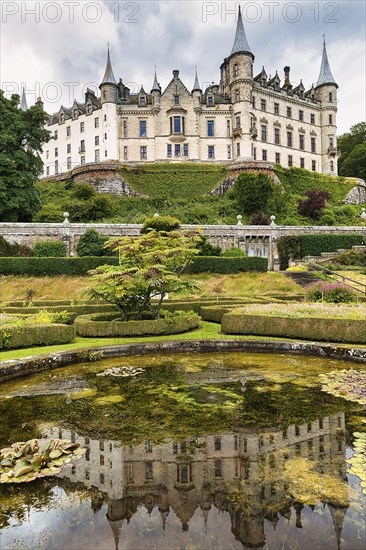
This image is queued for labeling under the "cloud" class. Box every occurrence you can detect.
[1,0,364,132]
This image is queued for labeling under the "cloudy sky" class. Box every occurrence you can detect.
[1,0,365,133]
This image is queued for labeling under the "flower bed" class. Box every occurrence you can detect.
[221,303,366,343]
[74,312,200,337]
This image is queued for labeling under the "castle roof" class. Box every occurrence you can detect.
[192,68,201,92]
[20,87,28,110]
[316,38,337,88]
[101,45,117,86]
[151,69,160,92]
[230,7,253,57]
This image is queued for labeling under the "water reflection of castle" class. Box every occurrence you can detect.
[46,413,347,549]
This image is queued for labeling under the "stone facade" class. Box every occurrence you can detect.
[34,9,340,180]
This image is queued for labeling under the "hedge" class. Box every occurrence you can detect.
[277,234,365,269]
[34,241,66,257]
[221,313,366,344]
[0,257,119,276]
[2,300,98,307]
[200,306,233,323]
[0,323,75,350]
[186,256,268,274]
[162,299,257,315]
[0,304,118,322]
[74,312,200,337]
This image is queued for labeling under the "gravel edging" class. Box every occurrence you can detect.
[0,339,366,382]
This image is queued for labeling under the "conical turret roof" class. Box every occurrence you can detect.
[20,87,28,110]
[151,68,160,92]
[316,38,337,88]
[101,45,117,85]
[230,7,253,56]
[192,67,201,92]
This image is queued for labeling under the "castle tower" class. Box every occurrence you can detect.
[221,7,255,160]
[20,86,28,110]
[99,45,119,161]
[192,67,202,110]
[315,37,339,175]
[151,68,161,111]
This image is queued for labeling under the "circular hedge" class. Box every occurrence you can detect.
[74,312,200,338]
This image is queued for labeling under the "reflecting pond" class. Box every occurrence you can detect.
[0,352,365,549]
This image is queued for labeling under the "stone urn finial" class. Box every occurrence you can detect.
[63,212,70,225]
[153,212,159,218]
[270,215,276,227]
[237,215,243,225]
[361,208,366,222]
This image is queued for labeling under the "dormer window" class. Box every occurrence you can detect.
[139,96,146,107]
[174,95,179,105]
[73,109,78,119]
[59,114,64,124]
[207,95,214,106]
[87,104,92,114]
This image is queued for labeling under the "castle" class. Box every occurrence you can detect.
[27,8,339,178]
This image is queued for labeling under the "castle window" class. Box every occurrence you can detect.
[139,120,147,137]
[208,145,215,159]
[330,160,334,171]
[214,437,222,451]
[176,463,192,484]
[207,120,215,137]
[46,150,49,159]
[287,107,292,118]
[274,103,279,115]
[95,149,100,162]
[183,144,189,157]
[66,126,71,137]
[67,143,71,154]
[60,114,64,124]
[311,137,316,153]
[105,149,107,157]
[123,120,127,138]
[253,147,256,160]
[87,104,92,114]
[262,149,267,161]
[234,434,238,450]
[104,133,107,140]
[261,99,266,111]
[173,116,181,133]
[235,116,241,128]
[214,459,222,478]
[227,145,231,159]
[274,128,280,145]
[288,155,293,167]
[252,96,256,108]
[329,114,333,125]
[74,109,78,119]
[145,440,153,453]
[174,95,179,105]
[104,114,107,122]
[81,156,85,165]
[235,89,240,102]
[123,146,128,160]
[55,160,59,174]
[312,160,316,171]
[300,157,305,168]
[95,117,99,128]
[140,146,147,159]
[95,136,99,146]
[299,110,304,121]
[167,144,172,157]
[227,119,231,136]
[275,152,280,164]
[261,125,267,142]
[329,92,333,103]
[329,136,334,147]
[233,63,238,77]
[207,95,214,106]
[310,113,315,124]
[287,131,293,147]
[139,95,146,107]
[54,130,58,139]
[237,143,240,157]
[174,144,181,157]
[46,166,50,176]
[80,140,85,153]
[145,461,153,480]
[80,122,85,133]
[55,147,58,157]
[299,134,304,150]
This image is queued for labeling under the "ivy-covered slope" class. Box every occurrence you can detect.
[118,163,226,198]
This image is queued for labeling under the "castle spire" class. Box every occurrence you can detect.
[20,86,28,110]
[100,43,117,85]
[230,6,253,56]
[192,66,201,92]
[151,67,160,92]
[316,36,337,88]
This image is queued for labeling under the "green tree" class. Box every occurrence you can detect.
[0,91,51,221]
[232,172,275,215]
[88,229,201,320]
[338,122,366,177]
[76,229,112,257]
[67,184,115,222]
[141,215,181,233]
[339,142,366,180]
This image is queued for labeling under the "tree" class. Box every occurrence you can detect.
[141,215,181,233]
[339,142,366,180]
[0,91,51,221]
[76,229,113,257]
[67,183,115,222]
[88,229,201,320]
[338,122,366,177]
[232,172,275,215]
[298,189,330,220]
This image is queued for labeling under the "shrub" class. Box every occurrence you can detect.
[33,241,66,257]
[141,215,181,233]
[305,282,357,303]
[33,205,64,223]
[232,172,275,215]
[185,256,267,273]
[250,212,270,225]
[0,323,75,350]
[277,236,301,270]
[334,249,366,267]
[0,236,33,257]
[74,311,200,337]
[200,305,233,323]
[298,189,330,220]
[197,235,222,257]
[32,309,73,325]
[76,229,113,257]
[0,257,119,276]
[300,234,364,258]
[222,247,248,258]
[0,304,118,322]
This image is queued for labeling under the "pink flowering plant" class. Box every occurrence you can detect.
[305,281,357,303]
[235,302,365,320]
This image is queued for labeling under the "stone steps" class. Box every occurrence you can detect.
[284,272,321,288]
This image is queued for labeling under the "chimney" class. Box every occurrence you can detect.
[173,70,179,79]
[284,66,290,86]
[35,97,44,110]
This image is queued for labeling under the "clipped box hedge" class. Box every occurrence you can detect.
[200,306,233,323]
[0,256,119,276]
[221,313,366,344]
[0,323,75,350]
[0,304,118,322]
[74,312,200,337]
[186,256,268,274]
[300,234,364,258]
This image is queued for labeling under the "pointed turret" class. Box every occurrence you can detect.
[20,87,28,111]
[151,67,160,93]
[100,44,117,85]
[192,67,201,92]
[230,6,253,57]
[316,37,338,88]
